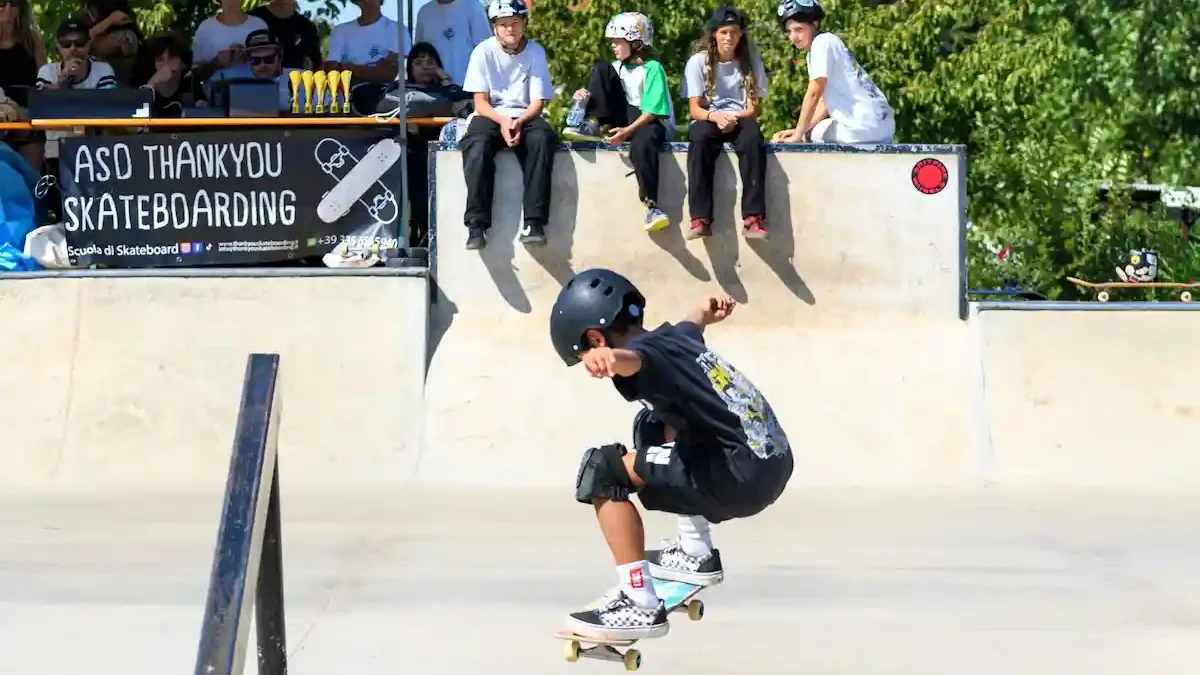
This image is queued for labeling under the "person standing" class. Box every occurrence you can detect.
[250,0,323,70]
[323,0,410,85]
[414,0,490,86]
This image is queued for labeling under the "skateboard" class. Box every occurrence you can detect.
[553,580,707,671]
[1066,276,1199,302]
[314,137,401,225]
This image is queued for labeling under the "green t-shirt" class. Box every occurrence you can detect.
[615,58,674,126]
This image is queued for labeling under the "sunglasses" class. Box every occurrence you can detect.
[248,53,279,65]
[58,38,87,48]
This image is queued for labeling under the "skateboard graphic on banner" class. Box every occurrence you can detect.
[553,580,707,671]
[313,137,401,225]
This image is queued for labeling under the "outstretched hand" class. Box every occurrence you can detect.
[700,293,737,324]
[581,347,619,379]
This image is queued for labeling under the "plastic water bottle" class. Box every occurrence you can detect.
[566,92,589,127]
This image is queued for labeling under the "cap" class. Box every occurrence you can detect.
[709,6,746,30]
[57,17,91,40]
[244,29,279,51]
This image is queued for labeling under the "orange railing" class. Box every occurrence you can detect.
[0,116,452,130]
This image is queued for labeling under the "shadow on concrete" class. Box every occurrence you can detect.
[473,147,586,313]
[704,153,748,303]
[528,152,578,285]
[651,155,711,282]
[749,157,815,305]
[425,282,458,375]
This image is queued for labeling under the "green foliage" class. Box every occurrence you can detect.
[529,0,1200,298]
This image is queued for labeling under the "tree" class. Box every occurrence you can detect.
[529,0,1200,298]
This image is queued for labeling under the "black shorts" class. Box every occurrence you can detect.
[632,438,793,524]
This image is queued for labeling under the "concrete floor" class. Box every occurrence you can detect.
[2,487,1199,675]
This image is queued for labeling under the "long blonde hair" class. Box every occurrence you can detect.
[691,25,760,108]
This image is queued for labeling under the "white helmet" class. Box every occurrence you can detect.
[487,0,527,20]
[604,12,653,46]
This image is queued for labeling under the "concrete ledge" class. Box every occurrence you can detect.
[0,274,427,490]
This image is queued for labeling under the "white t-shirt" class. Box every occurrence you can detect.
[806,32,892,133]
[327,16,410,68]
[462,37,555,118]
[681,50,768,114]
[193,14,270,81]
[415,0,491,86]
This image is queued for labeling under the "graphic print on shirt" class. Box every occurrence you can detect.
[695,350,790,459]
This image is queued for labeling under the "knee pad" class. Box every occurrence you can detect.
[632,408,666,453]
[574,443,632,504]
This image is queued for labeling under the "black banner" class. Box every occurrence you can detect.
[57,128,404,267]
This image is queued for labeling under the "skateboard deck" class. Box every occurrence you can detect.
[554,579,707,671]
[314,137,401,225]
[1066,276,1198,302]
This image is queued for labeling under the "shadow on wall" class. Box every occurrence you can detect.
[471,151,580,313]
[440,146,814,323]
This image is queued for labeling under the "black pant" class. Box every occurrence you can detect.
[460,115,556,230]
[585,60,665,205]
[687,118,767,222]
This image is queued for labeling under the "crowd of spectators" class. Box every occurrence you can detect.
[0,0,897,256]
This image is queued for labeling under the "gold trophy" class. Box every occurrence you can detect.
[288,71,301,114]
[301,70,314,114]
[340,70,352,114]
[327,71,341,115]
[313,70,327,114]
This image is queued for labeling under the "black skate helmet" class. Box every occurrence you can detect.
[777,0,824,29]
[550,268,646,366]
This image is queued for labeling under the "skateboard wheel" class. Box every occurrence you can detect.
[1097,291,1110,302]
[1182,291,1192,302]
[687,600,704,621]
[563,640,580,662]
[623,649,641,671]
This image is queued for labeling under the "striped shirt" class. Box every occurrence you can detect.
[36,59,118,90]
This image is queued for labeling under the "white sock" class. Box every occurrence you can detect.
[616,560,658,608]
[677,515,714,557]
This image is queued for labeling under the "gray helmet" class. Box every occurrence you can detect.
[549,268,646,366]
[777,0,824,28]
[487,0,527,20]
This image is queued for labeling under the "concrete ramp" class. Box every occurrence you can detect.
[975,305,1200,486]
[0,272,426,491]
[425,144,972,486]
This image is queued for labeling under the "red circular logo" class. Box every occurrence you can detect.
[912,158,949,195]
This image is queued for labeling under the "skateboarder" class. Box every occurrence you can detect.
[550,268,794,639]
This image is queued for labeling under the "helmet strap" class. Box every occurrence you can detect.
[499,34,528,55]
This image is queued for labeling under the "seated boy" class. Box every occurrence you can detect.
[459,0,556,250]
[562,12,674,232]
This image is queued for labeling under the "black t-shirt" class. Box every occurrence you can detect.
[612,322,790,461]
[250,6,323,70]
[145,72,208,117]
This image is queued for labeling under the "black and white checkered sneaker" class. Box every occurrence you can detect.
[566,590,669,640]
[647,537,725,586]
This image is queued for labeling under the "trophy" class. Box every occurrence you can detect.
[288,71,301,115]
[300,70,314,114]
[327,71,341,114]
[314,71,328,114]
[340,70,352,114]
